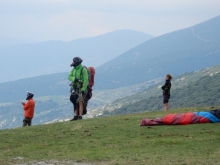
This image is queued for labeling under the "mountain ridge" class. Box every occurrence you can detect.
[94,15,220,90]
[0,29,153,82]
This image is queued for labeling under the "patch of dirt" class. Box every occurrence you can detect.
[14,159,93,165]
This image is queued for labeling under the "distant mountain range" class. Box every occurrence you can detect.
[0,73,69,102]
[0,29,153,82]
[0,36,38,48]
[95,15,220,90]
[0,15,219,103]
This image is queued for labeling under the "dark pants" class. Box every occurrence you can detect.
[163,94,170,104]
[70,88,92,115]
[23,117,32,127]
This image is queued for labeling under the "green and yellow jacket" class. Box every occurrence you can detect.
[68,64,88,92]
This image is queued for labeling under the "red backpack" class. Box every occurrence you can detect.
[81,66,95,90]
[76,66,95,115]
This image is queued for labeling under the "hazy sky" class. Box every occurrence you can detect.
[0,0,220,42]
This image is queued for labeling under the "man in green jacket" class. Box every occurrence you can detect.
[68,57,88,121]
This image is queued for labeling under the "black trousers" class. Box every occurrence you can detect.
[23,117,32,127]
[70,88,92,115]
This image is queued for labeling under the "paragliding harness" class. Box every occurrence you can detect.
[70,66,95,115]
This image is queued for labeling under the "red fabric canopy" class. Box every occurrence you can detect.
[140,112,210,126]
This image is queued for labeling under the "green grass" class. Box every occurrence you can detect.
[0,108,220,165]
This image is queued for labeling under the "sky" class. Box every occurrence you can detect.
[0,0,220,43]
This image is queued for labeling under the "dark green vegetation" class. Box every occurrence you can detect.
[0,108,220,165]
[110,72,220,115]
[96,15,220,89]
[97,65,220,115]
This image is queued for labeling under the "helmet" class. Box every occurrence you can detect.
[26,91,34,100]
[70,57,83,67]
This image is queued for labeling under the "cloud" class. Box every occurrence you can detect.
[0,0,220,42]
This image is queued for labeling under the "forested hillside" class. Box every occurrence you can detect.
[96,65,220,116]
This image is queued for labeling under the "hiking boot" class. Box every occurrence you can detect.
[70,116,78,121]
[78,116,82,120]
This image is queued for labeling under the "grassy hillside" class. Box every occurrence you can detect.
[0,108,220,165]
